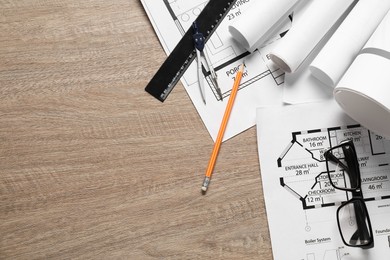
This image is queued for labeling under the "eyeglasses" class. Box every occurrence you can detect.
[324,140,374,248]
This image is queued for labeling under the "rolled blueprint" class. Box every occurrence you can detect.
[361,9,390,59]
[334,12,390,139]
[228,0,299,52]
[334,54,390,139]
[310,0,390,87]
[269,0,357,73]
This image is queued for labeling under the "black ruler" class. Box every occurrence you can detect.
[145,0,237,102]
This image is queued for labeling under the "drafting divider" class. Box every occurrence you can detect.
[145,0,238,102]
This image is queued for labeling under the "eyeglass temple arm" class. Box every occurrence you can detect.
[342,145,360,186]
[350,201,371,245]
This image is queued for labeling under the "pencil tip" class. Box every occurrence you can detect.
[240,62,245,71]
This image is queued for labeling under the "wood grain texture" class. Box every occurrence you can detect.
[0,1,273,259]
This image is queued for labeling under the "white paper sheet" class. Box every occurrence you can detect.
[283,67,334,105]
[141,0,289,141]
[257,100,390,260]
[228,0,299,52]
[310,0,390,88]
[269,0,357,73]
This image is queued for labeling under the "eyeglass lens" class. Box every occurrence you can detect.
[326,142,360,190]
[337,199,372,246]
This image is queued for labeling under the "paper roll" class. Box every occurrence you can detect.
[310,0,390,87]
[228,0,299,52]
[269,0,357,73]
[334,54,390,139]
[334,11,390,138]
[361,9,390,59]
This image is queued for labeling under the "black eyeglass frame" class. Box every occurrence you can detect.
[324,140,374,248]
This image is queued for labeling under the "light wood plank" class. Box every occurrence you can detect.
[0,1,272,259]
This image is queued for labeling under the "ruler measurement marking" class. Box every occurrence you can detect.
[145,0,237,102]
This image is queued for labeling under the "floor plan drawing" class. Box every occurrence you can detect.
[257,101,390,260]
[279,125,390,211]
[159,0,288,101]
[141,0,291,141]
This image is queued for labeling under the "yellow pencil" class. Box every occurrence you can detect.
[201,63,245,192]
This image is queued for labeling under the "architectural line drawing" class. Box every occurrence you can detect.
[161,0,289,101]
[256,101,390,259]
[141,0,295,141]
[278,125,390,210]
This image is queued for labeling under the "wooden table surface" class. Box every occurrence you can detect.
[0,1,273,259]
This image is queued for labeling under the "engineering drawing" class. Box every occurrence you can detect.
[278,125,390,210]
[154,0,289,101]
